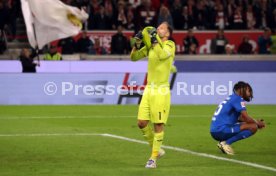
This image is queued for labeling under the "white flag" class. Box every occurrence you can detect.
[21,0,89,49]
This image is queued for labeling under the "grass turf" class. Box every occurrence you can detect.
[0,105,275,176]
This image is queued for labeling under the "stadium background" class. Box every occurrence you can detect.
[0,0,276,175]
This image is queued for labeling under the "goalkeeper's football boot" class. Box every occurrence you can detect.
[217,141,234,155]
[145,159,156,168]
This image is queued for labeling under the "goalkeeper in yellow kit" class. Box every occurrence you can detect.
[130,22,176,169]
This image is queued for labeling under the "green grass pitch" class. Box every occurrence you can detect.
[0,105,275,176]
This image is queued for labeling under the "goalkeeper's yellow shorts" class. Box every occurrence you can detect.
[138,85,171,124]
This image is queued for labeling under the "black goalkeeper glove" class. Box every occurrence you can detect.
[134,31,143,40]
[148,27,157,43]
[134,31,143,49]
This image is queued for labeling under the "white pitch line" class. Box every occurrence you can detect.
[101,133,276,173]
[1,132,275,172]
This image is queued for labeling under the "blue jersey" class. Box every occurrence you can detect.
[210,93,246,132]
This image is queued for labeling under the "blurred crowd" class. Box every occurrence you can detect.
[60,0,276,31]
[1,0,276,56]
[184,28,276,54]
[1,0,276,33]
[0,0,21,40]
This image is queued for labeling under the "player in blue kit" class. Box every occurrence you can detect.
[210,81,265,155]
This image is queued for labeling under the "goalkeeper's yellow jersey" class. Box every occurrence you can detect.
[130,40,176,86]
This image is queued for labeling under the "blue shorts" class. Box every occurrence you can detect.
[210,123,241,141]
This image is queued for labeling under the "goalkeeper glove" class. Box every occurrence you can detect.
[134,31,143,40]
[147,27,157,43]
[134,31,143,49]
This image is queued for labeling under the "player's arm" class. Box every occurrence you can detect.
[130,31,148,61]
[232,99,265,129]
[142,26,155,49]
[130,46,147,61]
[146,27,175,60]
[240,110,266,129]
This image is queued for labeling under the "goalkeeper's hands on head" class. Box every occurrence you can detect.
[142,26,158,49]
[147,27,157,44]
[135,31,143,40]
[134,31,143,49]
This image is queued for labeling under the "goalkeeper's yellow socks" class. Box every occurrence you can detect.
[150,131,164,160]
[141,125,154,147]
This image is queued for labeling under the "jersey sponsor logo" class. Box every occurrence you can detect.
[241,101,246,108]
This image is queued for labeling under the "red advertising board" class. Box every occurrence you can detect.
[78,30,263,54]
